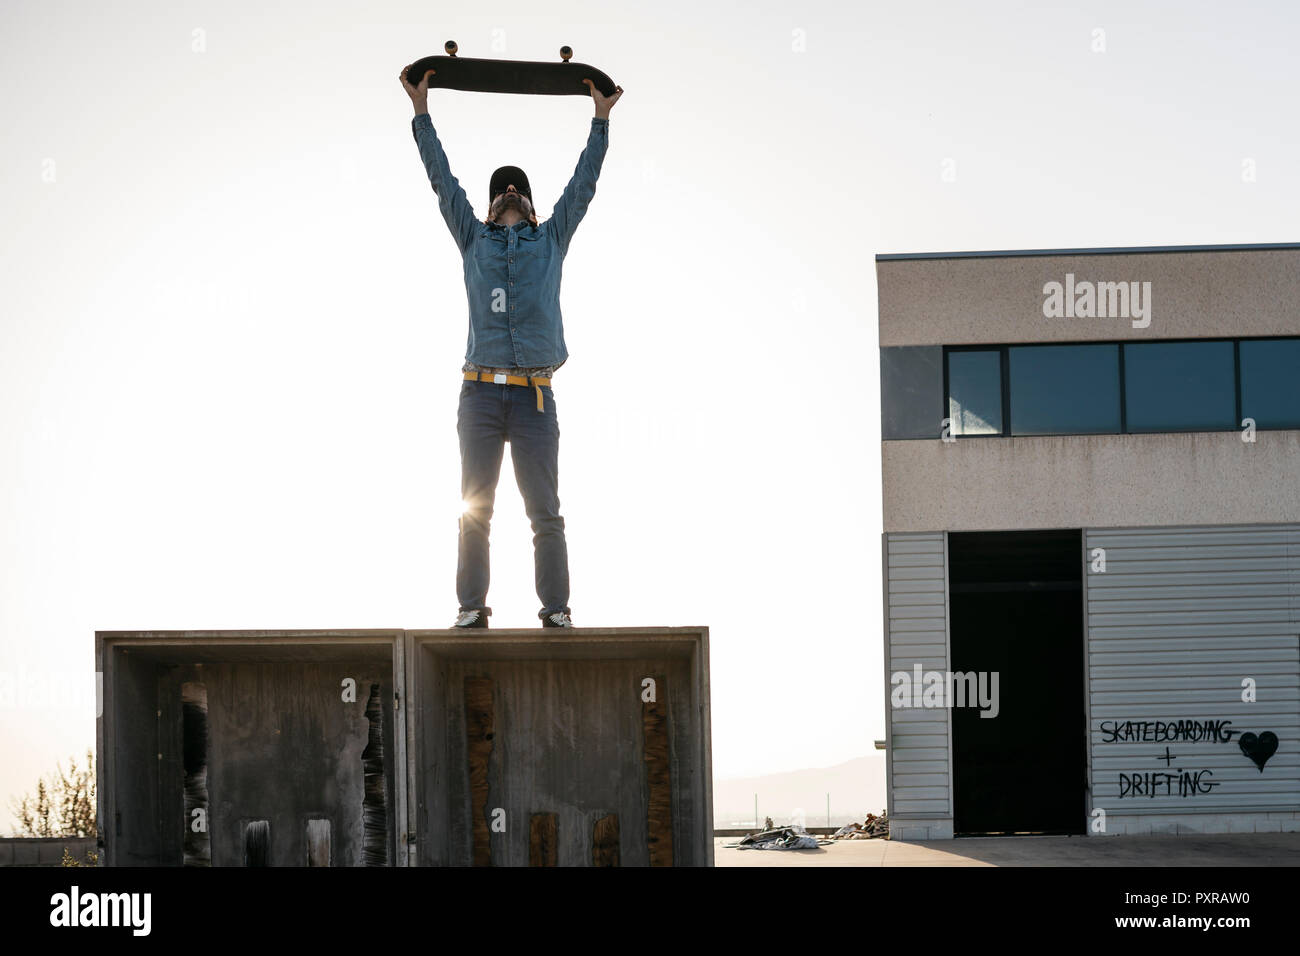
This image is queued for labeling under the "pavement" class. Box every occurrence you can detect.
[713,832,1300,866]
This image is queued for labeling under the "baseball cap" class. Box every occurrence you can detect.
[489,166,532,204]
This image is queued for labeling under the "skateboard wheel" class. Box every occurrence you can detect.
[560,46,572,61]
[445,40,458,56]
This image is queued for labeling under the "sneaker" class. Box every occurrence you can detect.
[453,609,488,629]
[542,611,574,628]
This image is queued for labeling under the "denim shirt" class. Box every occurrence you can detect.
[412,112,609,368]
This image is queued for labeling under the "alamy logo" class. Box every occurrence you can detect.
[49,886,151,936]
[890,664,1000,718]
[1042,273,1152,328]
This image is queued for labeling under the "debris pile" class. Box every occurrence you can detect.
[722,812,890,850]
[733,826,827,850]
[830,812,889,840]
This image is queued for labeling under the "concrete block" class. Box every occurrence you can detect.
[38,841,67,865]
[11,841,38,866]
[408,627,712,866]
[1254,819,1283,833]
[96,630,406,867]
[97,627,713,867]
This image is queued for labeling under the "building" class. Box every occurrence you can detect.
[877,242,1300,839]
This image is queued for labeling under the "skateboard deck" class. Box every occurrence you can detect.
[406,41,617,98]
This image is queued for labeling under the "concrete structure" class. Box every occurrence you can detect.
[408,628,713,866]
[877,243,1300,840]
[97,627,712,866]
[97,630,405,866]
[0,838,97,867]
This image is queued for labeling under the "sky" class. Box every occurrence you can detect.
[3,0,1299,832]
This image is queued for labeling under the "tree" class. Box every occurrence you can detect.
[11,750,96,839]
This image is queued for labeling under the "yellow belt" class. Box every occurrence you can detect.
[463,371,552,412]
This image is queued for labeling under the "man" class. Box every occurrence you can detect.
[400,65,622,629]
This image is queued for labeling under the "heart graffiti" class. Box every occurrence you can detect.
[1238,731,1278,772]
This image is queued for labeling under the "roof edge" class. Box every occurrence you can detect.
[875,241,1300,262]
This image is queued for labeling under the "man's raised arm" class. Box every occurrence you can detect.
[402,66,478,254]
[549,78,623,253]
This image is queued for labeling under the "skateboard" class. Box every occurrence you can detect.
[405,41,617,98]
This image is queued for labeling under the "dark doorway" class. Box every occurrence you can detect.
[948,530,1085,835]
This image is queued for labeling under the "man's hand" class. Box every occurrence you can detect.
[401,65,436,113]
[583,78,623,120]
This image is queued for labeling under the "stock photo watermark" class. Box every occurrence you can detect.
[0,667,102,717]
[50,887,151,936]
[890,664,1000,718]
[1042,273,1152,328]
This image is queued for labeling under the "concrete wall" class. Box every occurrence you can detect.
[409,628,713,867]
[877,246,1300,347]
[96,631,405,867]
[0,838,97,866]
[196,661,395,866]
[882,430,1300,533]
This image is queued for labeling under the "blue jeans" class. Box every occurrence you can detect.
[456,380,570,620]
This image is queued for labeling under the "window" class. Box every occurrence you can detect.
[1240,338,1300,429]
[1008,344,1121,435]
[941,337,1297,438]
[947,349,1002,435]
[1123,341,1237,432]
